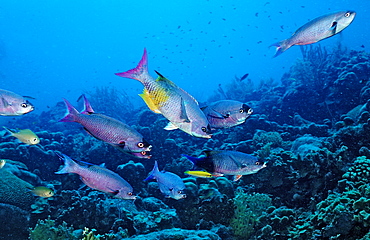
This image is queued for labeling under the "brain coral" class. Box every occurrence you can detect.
[0,169,35,210]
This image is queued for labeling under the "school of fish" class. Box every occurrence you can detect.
[0,10,356,201]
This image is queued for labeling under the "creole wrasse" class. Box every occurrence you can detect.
[55,153,136,200]
[115,49,212,139]
[60,95,152,158]
[271,11,356,57]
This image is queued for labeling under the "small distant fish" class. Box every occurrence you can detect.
[183,150,266,181]
[55,153,136,200]
[60,95,152,158]
[27,186,54,198]
[271,11,356,57]
[185,170,213,178]
[0,89,34,116]
[3,127,40,145]
[115,49,212,138]
[145,161,186,200]
[201,100,253,129]
[0,159,6,169]
[240,73,249,82]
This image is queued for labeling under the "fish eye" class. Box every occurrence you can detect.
[178,190,182,194]
[128,192,133,196]
[137,142,144,148]
[239,108,244,113]
[248,108,253,114]
[33,138,38,142]
[345,12,351,17]
[201,127,207,132]
[255,162,260,165]
[21,103,28,108]
[141,151,146,156]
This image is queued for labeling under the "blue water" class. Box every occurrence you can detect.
[0,0,367,113]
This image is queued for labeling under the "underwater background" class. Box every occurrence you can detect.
[1,0,370,239]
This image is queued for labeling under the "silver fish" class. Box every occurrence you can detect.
[202,100,253,129]
[271,11,356,57]
[0,89,34,116]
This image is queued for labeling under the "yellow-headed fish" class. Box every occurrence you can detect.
[27,186,54,198]
[3,127,40,145]
[0,159,5,169]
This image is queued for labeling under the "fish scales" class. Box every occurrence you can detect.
[115,49,212,138]
[55,153,135,199]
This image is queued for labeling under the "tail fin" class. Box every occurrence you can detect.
[115,48,149,83]
[59,99,79,122]
[144,160,159,181]
[270,39,291,58]
[181,154,201,165]
[55,153,78,174]
[80,94,94,115]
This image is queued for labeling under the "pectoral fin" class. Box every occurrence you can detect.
[164,122,179,130]
[229,156,243,169]
[1,97,9,107]
[234,175,243,181]
[180,98,190,123]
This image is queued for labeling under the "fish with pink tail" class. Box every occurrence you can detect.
[55,153,136,200]
[60,95,152,158]
[115,49,212,139]
[271,11,356,57]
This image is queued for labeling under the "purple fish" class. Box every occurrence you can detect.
[271,11,356,57]
[55,153,136,199]
[145,161,186,200]
[60,96,152,158]
[0,89,34,116]
[183,150,266,181]
[201,100,253,129]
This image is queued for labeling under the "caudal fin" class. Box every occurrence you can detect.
[80,94,94,115]
[59,99,79,122]
[144,160,159,181]
[115,48,149,83]
[55,153,78,174]
[270,39,291,58]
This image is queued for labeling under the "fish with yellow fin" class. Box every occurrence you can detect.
[3,127,40,145]
[27,186,54,198]
[115,49,212,138]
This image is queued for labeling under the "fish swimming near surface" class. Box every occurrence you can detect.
[60,95,152,158]
[183,150,266,181]
[3,127,40,145]
[0,89,34,116]
[115,49,212,139]
[201,100,253,129]
[271,10,356,57]
[55,153,136,200]
[27,186,54,198]
[145,161,186,200]
[0,159,5,169]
